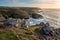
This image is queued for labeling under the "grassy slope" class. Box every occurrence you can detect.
[0,26,39,40]
[0,30,18,40]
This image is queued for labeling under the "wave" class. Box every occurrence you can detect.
[38,9,60,28]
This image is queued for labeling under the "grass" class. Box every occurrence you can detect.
[28,26,39,31]
[0,30,19,40]
[0,26,39,40]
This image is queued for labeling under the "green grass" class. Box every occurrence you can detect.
[29,26,39,31]
[0,30,18,40]
[0,26,39,40]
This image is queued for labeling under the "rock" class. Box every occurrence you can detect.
[21,19,30,28]
[45,22,50,27]
[40,22,53,36]
[35,22,60,40]
[40,22,45,27]
[31,14,43,19]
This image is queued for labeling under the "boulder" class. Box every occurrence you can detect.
[40,22,45,27]
[31,14,43,19]
[21,19,30,28]
[40,22,53,36]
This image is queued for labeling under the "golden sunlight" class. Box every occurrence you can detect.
[38,0,60,8]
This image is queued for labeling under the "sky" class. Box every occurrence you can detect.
[0,0,60,8]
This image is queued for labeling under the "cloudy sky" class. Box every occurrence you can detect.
[0,0,60,8]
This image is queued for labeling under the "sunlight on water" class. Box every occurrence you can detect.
[28,9,60,28]
[27,17,45,26]
[40,9,60,28]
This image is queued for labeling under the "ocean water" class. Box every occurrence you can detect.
[38,9,60,28]
[27,17,45,26]
[28,9,60,28]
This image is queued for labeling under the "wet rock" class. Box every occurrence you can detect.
[31,14,43,19]
[35,22,60,40]
[40,22,53,36]
[40,22,45,27]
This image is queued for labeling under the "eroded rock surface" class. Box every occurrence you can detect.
[35,22,60,40]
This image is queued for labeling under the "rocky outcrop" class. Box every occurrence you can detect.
[39,22,53,36]
[35,22,60,40]
[32,13,43,19]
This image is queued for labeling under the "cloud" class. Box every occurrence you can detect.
[7,0,54,6]
[0,0,60,8]
[14,0,54,4]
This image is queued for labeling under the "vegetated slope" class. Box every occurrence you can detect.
[0,26,40,40]
[11,27,40,40]
[0,7,43,19]
[0,29,19,40]
[0,21,60,40]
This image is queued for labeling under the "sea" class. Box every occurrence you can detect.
[28,9,60,28]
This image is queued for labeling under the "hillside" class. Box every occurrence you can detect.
[0,26,40,40]
[0,24,60,40]
[0,7,43,19]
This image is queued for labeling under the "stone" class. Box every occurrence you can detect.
[21,19,30,28]
[40,22,53,36]
[40,22,45,27]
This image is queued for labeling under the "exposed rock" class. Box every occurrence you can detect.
[4,18,18,27]
[21,19,30,28]
[0,17,5,22]
[40,22,45,27]
[32,14,43,19]
[40,22,53,36]
[35,22,60,40]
